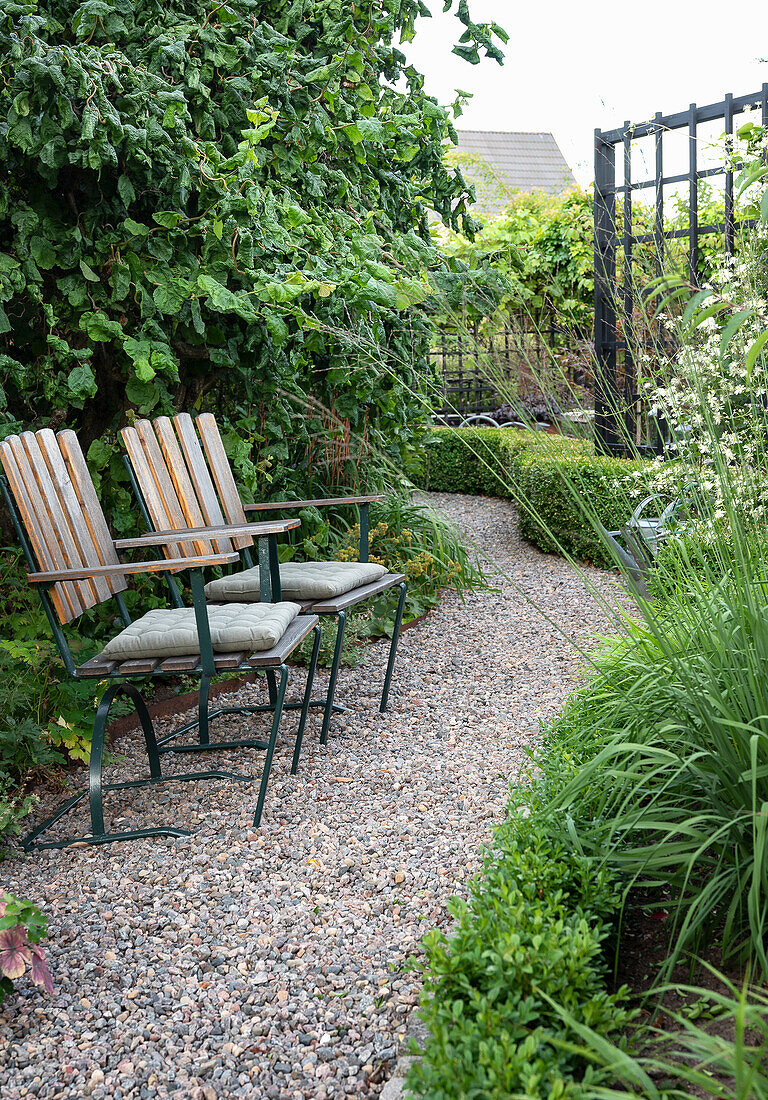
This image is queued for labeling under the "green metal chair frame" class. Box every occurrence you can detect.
[0,427,321,850]
[120,413,408,747]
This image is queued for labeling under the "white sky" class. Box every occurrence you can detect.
[403,1,768,188]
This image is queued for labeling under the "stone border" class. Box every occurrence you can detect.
[380,1015,428,1099]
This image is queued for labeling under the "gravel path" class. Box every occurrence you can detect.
[0,493,621,1100]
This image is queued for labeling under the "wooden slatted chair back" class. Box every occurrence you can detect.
[0,429,127,625]
[121,414,253,555]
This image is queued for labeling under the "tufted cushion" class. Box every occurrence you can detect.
[102,602,301,659]
[204,561,388,602]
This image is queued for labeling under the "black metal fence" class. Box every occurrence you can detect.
[430,314,575,423]
[594,85,768,454]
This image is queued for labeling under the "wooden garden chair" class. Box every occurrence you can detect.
[0,427,321,850]
[120,413,407,744]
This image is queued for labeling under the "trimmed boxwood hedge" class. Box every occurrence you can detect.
[420,426,536,497]
[406,711,634,1098]
[420,426,651,568]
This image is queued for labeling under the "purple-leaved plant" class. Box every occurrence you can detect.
[0,894,53,1001]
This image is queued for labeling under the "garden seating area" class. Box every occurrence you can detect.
[0,493,619,1098]
[5,0,768,1095]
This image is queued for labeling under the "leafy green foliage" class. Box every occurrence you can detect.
[433,188,594,329]
[420,425,536,496]
[0,892,52,1004]
[0,774,37,854]
[0,548,113,766]
[0,0,505,542]
[332,493,487,631]
[407,732,633,1098]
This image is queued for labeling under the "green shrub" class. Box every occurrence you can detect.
[407,736,633,1099]
[420,426,536,496]
[514,443,652,568]
[419,426,652,567]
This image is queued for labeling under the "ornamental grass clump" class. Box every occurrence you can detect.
[541,197,768,978]
[547,549,768,977]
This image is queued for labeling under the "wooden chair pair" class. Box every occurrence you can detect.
[119,413,408,746]
[0,428,322,851]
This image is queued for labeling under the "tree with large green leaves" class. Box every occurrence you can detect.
[0,0,506,529]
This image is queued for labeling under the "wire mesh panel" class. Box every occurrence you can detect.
[594,85,768,454]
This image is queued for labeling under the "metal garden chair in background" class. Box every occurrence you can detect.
[120,413,407,743]
[0,427,321,850]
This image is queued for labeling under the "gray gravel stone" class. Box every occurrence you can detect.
[0,493,621,1098]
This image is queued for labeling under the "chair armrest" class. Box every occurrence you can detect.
[113,519,300,550]
[244,495,383,512]
[28,552,240,584]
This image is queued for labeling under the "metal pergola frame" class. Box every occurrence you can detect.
[594,84,768,454]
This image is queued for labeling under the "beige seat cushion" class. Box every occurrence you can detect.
[102,602,300,659]
[204,561,388,602]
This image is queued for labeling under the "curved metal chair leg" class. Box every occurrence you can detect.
[320,611,346,745]
[380,582,407,712]
[292,625,322,775]
[253,665,289,827]
[23,682,248,852]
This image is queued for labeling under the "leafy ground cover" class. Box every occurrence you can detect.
[0,893,52,1007]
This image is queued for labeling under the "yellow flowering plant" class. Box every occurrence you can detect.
[331,494,488,639]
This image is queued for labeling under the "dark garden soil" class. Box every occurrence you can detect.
[613,895,754,1098]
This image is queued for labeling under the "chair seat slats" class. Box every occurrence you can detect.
[117,657,162,675]
[249,614,319,667]
[310,573,406,614]
[214,651,249,670]
[159,655,202,673]
[76,655,119,677]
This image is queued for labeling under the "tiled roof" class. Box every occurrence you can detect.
[453,130,576,214]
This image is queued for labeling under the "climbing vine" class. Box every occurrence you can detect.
[0,0,506,531]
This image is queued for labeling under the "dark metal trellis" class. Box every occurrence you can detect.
[431,313,573,423]
[594,85,768,454]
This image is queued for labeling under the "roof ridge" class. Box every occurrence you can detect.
[454,129,555,137]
